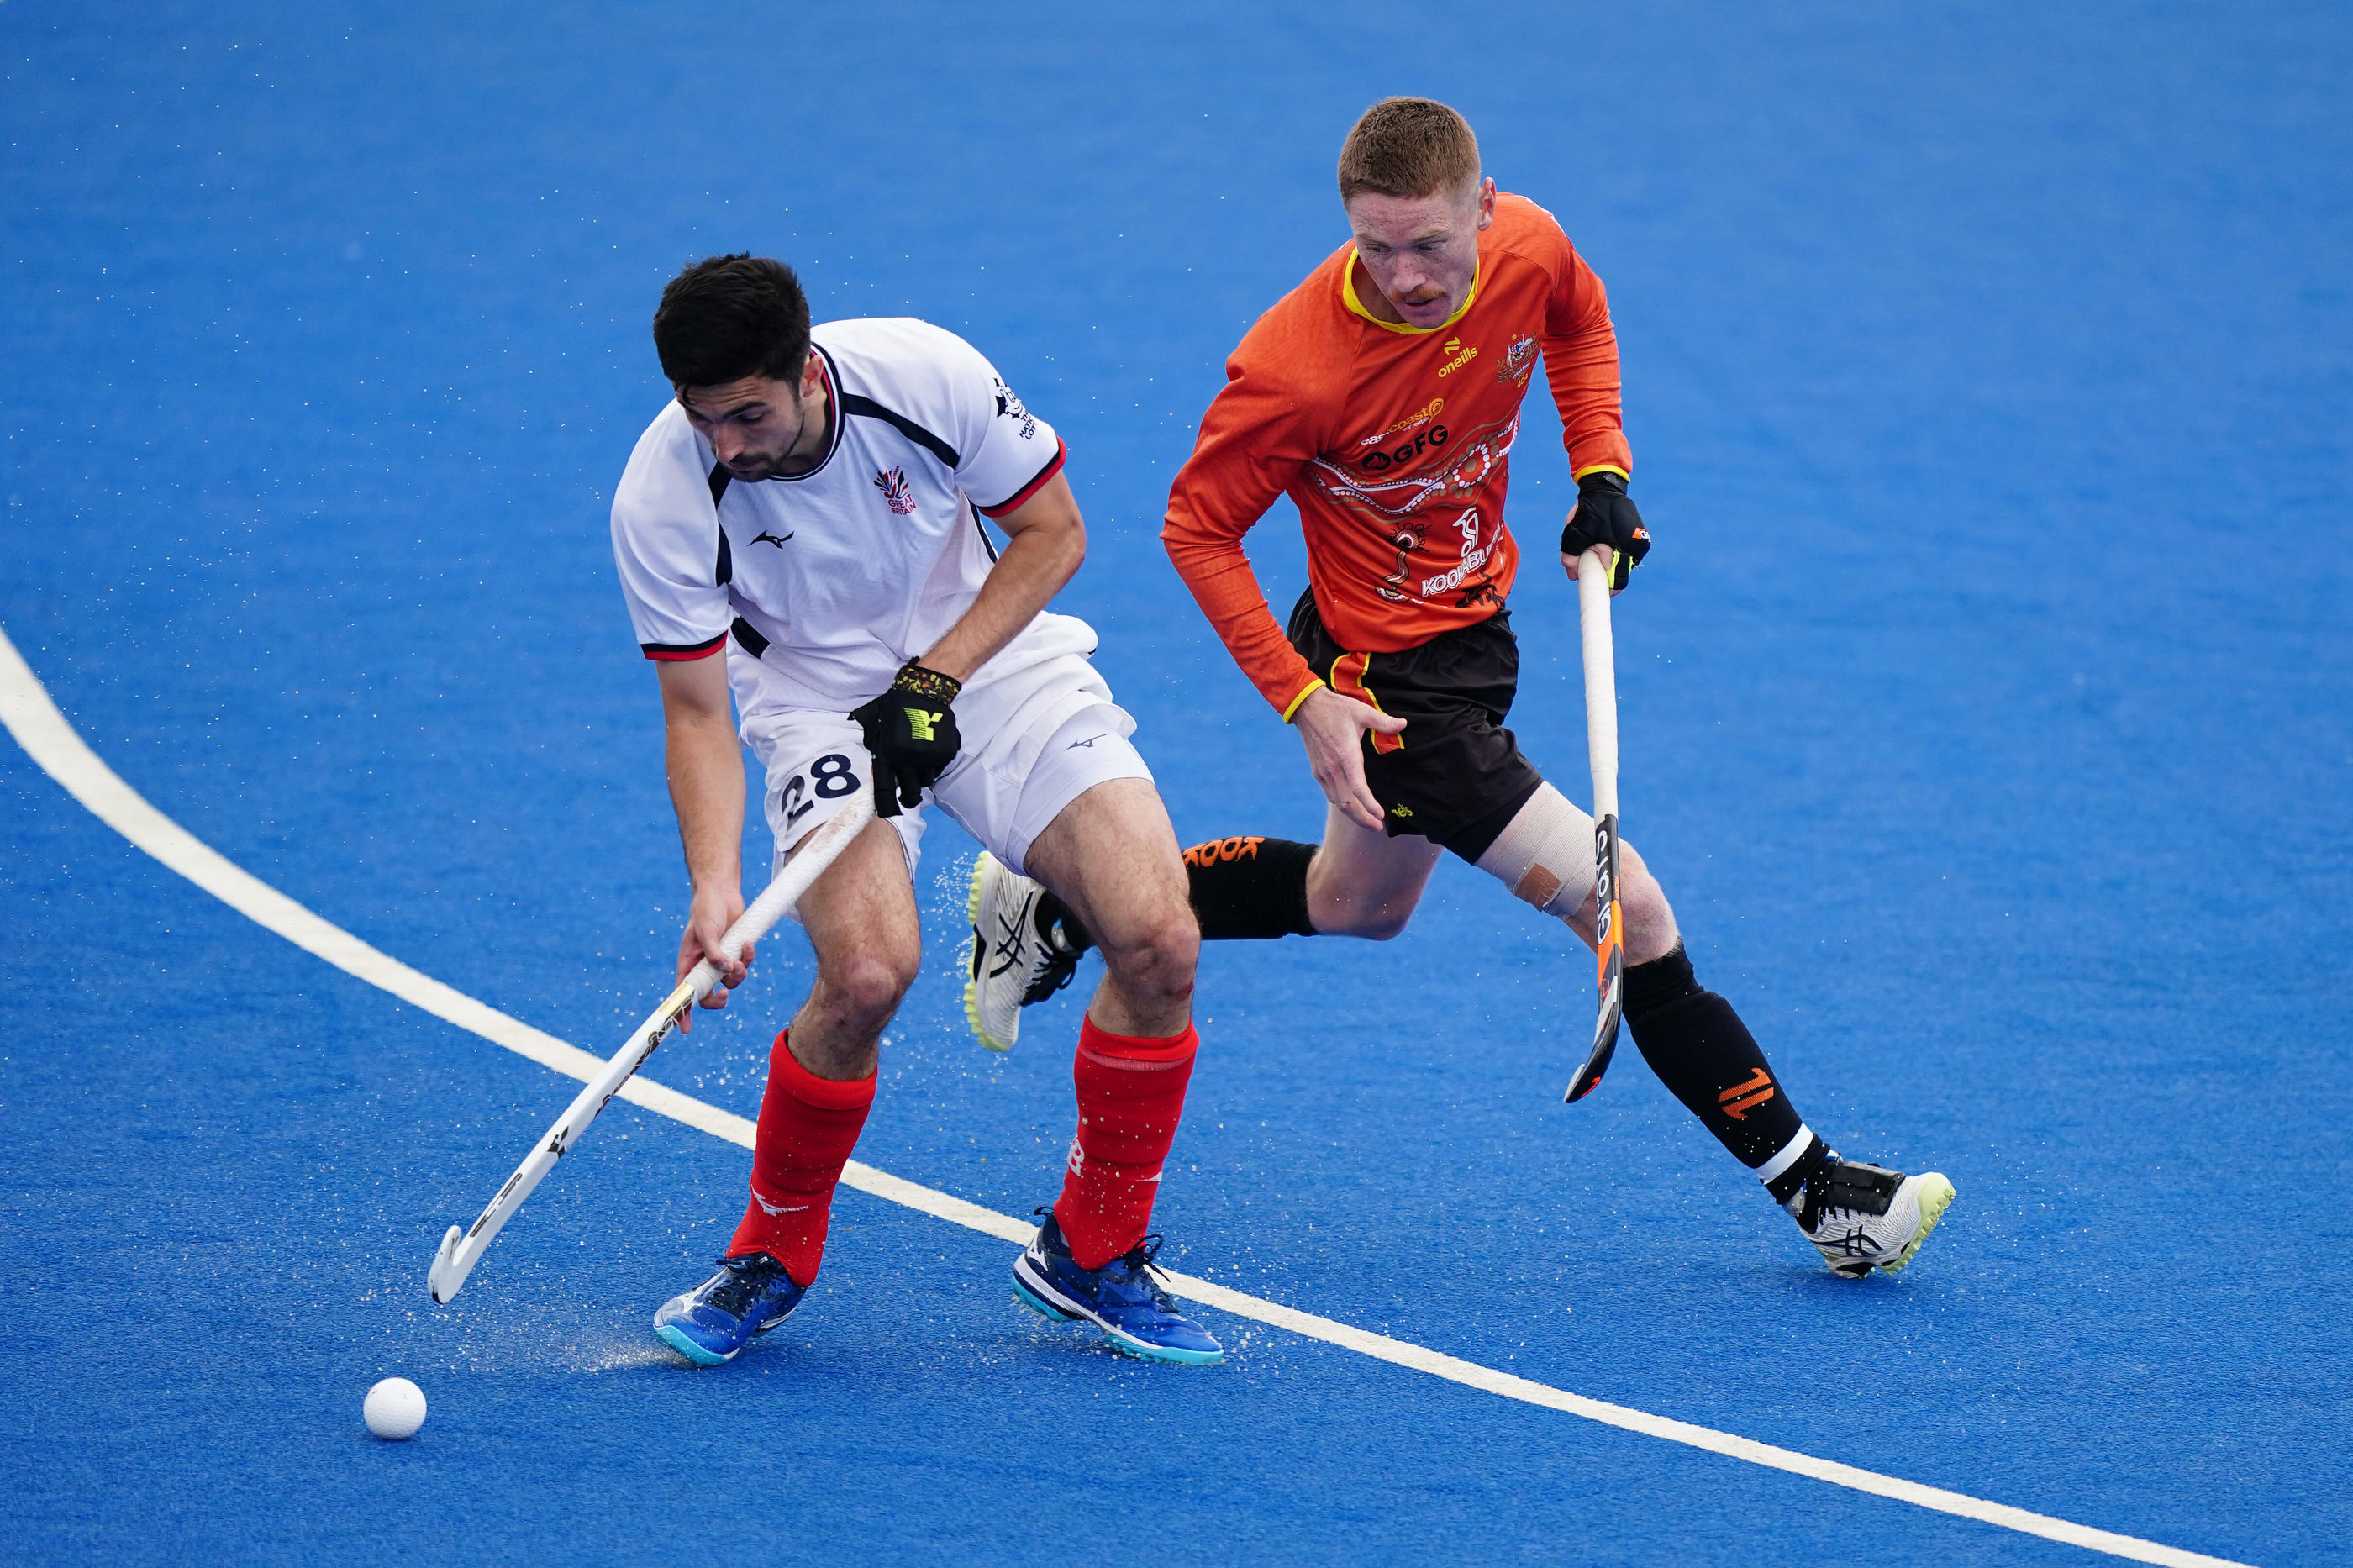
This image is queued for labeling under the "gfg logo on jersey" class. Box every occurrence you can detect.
[873,466,918,515]
[1359,422,1450,471]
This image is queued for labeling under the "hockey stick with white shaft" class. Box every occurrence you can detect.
[1565,544,1623,1102]
[428,793,876,1303]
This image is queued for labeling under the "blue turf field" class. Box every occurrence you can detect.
[4,3,2349,1563]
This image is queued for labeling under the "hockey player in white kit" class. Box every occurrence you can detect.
[609,255,1221,1365]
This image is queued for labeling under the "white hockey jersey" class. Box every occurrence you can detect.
[609,317,1086,722]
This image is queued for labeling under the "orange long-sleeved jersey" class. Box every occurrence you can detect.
[1162,192,1633,718]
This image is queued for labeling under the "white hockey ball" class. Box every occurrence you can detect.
[364,1376,428,1440]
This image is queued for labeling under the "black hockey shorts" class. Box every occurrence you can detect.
[1284,589,1547,862]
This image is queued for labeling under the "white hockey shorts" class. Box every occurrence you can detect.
[742,651,1151,897]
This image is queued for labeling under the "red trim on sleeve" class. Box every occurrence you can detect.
[978,438,1068,518]
[642,632,728,662]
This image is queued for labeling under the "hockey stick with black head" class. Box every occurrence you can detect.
[1565,544,1622,1102]
[427,793,876,1302]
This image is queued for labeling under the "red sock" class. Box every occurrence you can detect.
[727,1030,876,1287]
[1053,1018,1199,1270]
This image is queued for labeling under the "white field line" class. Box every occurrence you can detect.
[0,622,2250,1568]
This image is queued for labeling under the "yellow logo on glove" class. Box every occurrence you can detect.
[904,707,941,742]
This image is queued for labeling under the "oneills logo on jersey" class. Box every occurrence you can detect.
[1436,336,1480,377]
[1495,334,1537,387]
[873,466,918,515]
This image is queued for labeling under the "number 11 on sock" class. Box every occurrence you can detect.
[1567,545,1623,1103]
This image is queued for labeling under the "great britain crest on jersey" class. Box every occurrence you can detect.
[1496,334,1539,387]
[874,466,918,515]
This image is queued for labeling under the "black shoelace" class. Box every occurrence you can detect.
[1017,900,1084,1005]
[1110,1235,1176,1306]
[706,1255,780,1318]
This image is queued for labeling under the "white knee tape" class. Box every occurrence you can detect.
[1473,783,1598,921]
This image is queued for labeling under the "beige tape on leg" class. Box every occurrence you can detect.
[1473,783,1598,921]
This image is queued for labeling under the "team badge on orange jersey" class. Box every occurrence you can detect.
[1496,334,1537,387]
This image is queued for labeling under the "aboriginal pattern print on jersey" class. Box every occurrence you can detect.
[1305,408,1520,608]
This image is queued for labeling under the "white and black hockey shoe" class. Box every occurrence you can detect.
[1787,1156,1956,1277]
[964,852,1085,1052]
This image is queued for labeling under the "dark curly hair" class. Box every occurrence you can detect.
[651,254,811,390]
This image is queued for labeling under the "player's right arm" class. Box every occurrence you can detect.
[609,409,753,1024]
[657,652,748,1027]
[1162,338,1404,831]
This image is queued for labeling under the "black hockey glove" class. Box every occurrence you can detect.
[1560,471,1650,591]
[849,661,964,818]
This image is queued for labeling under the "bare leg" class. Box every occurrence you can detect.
[1022,777,1198,1038]
[1562,841,1681,966]
[1303,802,1441,939]
[787,818,924,1081]
[1303,785,1677,960]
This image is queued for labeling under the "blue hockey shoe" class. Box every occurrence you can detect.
[653,1252,806,1365]
[1012,1208,1224,1365]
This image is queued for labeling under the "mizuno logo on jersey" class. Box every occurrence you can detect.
[751,529,792,548]
[874,467,918,515]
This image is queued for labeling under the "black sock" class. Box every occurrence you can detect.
[1623,942,1821,1185]
[1183,835,1317,940]
[1040,835,1319,953]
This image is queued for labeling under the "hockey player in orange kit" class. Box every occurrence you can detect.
[968,97,1953,1280]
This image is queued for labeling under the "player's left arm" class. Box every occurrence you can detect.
[848,471,1084,817]
[848,330,1083,815]
[917,471,1084,682]
[1539,228,1649,593]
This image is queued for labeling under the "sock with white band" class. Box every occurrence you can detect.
[1756,1125,1834,1211]
[1622,942,1824,1177]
